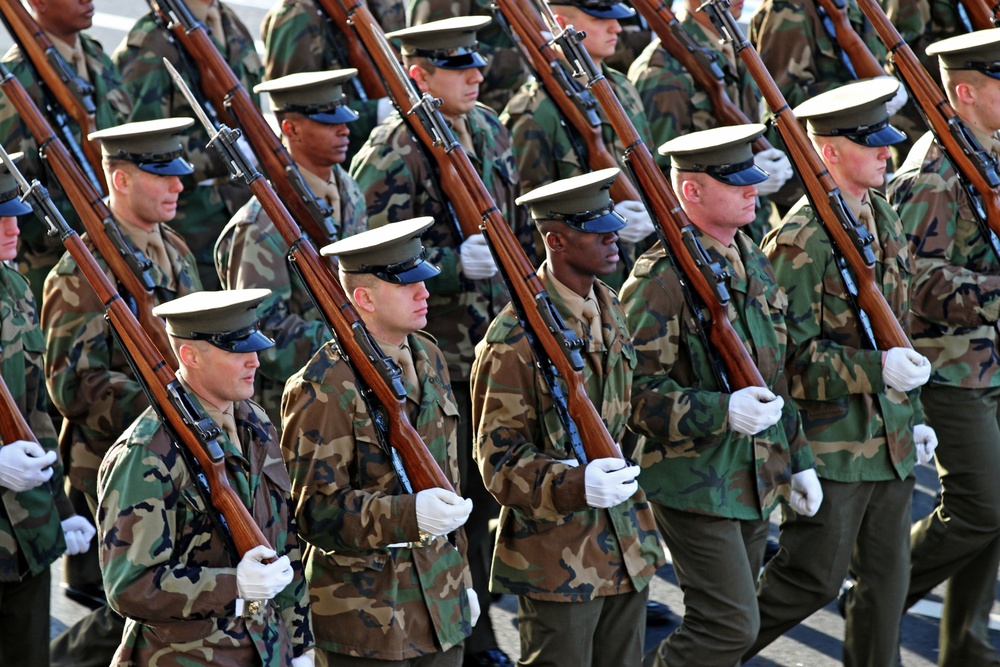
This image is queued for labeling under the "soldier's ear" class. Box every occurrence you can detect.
[352,285,377,314]
[544,230,566,253]
[176,341,200,368]
[409,65,430,94]
[111,167,131,195]
[680,178,700,204]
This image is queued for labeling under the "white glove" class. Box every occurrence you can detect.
[290,652,314,667]
[584,457,640,508]
[882,347,931,392]
[914,423,938,465]
[0,440,56,492]
[415,487,473,535]
[459,234,498,280]
[467,588,481,627]
[376,97,394,124]
[61,515,96,556]
[613,200,655,244]
[753,148,794,197]
[878,76,909,116]
[236,545,293,600]
[789,468,823,517]
[728,386,784,436]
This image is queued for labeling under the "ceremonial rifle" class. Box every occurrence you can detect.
[702,0,911,351]
[369,23,627,462]
[0,359,54,496]
[855,0,1000,261]
[527,0,766,391]
[147,0,337,246]
[627,0,770,152]
[1,145,264,562]
[491,0,642,201]
[957,0,999,29]
[314,0,389,100]
[0,0,106,192]
[163,58,455,492]
[0,62,177,370]
[814,0,887,80]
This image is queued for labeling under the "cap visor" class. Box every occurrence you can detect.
[308,106,361,124]
[139,157,196,177]
[390,259,441,285]
[217,329,274,353]
[0,199,33,217]
[848,124,907,147]
[578,4,637,19]
[431,52,489,70]
[711,164,769,186]
[578,210,628,234]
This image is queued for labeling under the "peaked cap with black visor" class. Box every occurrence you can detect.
[659,123,770,187]
[387,16,491,70]
[254,69,361,125]
[88,117,195,177]
[926,28,1000,80]
[321,217,441,285]
[516,167,628,234]
[793,77,907,147]
[0,152,33,217]
[153,288,274,354]
[549,0,636,21]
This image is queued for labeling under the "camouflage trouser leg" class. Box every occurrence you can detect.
[908,384,1000,667]
[315,643,464,667]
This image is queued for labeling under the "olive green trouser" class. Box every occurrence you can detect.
[909,384,1000,667]
[316,643,464,667]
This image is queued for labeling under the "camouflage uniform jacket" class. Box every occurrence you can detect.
[407,0,527,114]
[350,103,526,381]
[260,0,406,163]
[888,131,1000,389]
[0,35,131,300]
[471,263,665,601]
[215,163,366,423]
[620,231,815,519]
[748,0,888,112]
[281,335,473,660]
[501,65,652,287]
[626,15,772,243]
[113,5,262,282]
[98,398,313,666]
[0,264,73,581]
[41,220,202,500]
[763,192,920,482]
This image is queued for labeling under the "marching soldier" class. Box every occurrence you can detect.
[216,68,367,424]
[281,219,477,665]
[627,0,792,242]
[113,0,263,289]
[350,20,527,666]
[747,78,932,666]
[501,0,655,290]
[471,169,665,666]
[0,154,95,667]
[621,124,822,666]
[98,289,313,666]
[888,29,1000,667]
[0,0,131,306]
[260,0,405,163]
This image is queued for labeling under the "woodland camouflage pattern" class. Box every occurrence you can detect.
[407,0,527,113]
[0,264,72,581]
[471,264,664,600]
[260,0,406,162]
[621,232,814,519]
[113,5,262,287]
[280,335,472,660]
[41,221,202,501]
[98,399,312,666]
[501,65,652,288]
[627,15,774,242]
[350,104,527,380]
[0,35,131,303]
[214,164,366,424]
[888,132,1000,390]
[762,192,920,481]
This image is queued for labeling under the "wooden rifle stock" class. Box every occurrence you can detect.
[159,55,455,493]
[492,0,640,202]
[314,0,389,98]
[0,373,35,445]
[703,0,911,351]
[147,0,340,248]
[855,0,1000,241]
[0,0,106,192]
[0,65,178,370]
[957,0,998,29]
[814,0,887,79]
[628,0,770,152]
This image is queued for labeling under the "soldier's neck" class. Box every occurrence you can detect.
[549,259,597,298]
[293,153,334,183]
[108,203,159,235]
